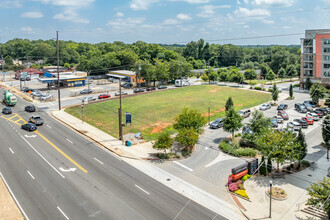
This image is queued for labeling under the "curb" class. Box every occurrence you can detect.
[50,110,141,160]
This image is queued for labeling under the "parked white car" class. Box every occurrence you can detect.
[306,112,319,121]
[273,116,284,123]
[259,103,271,111]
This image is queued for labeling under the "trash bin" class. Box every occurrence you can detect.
[126,141,131,147]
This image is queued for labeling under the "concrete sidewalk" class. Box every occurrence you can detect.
[52,110,161,160]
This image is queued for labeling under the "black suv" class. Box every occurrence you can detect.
[121,83,133,88]
[295,103,307,113]
[2,107,12,114]
[293,119,308,128]
[25,105,36,112]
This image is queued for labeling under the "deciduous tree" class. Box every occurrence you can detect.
[310,83,327,103]
[223,107,243,139]
[306,177,330,217]
[153,132,174,156]
[173,108,206,134]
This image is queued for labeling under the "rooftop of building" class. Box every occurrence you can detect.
[108,70,136,76]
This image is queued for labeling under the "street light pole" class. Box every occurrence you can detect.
[81,103,84,123]
[118,79,124,145]
[269,180,273,218]
[56,31,61,110]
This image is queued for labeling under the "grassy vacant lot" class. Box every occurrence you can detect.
[65,85,271,141]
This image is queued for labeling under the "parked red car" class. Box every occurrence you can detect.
[277,110,289,120]
[98,94,110,99]
[301,117,314,125]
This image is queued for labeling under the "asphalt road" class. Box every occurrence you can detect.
[0,88,224,219]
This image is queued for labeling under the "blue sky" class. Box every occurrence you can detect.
[1,0,330,45]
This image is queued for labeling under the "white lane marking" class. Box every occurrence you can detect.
[57,206,69,220]
[94,157,104,165]
[0,172,30,220]
[173,161,194,172]
[135,184,150,195]
[46,125,52,129]
[59,167,76,172]
[24,135,37,138]
[27,171,35,180]
[66,139,73,144]
[9,148,14,154]
[20,135,65,179]
[173,200,191,220]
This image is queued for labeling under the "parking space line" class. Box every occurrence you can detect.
[94,157,104,165]
[27,171,35,180]
[173,161,194,172]
[66,139,73,144]
[57,206,69,220]
[9,148,14,154]
[135,184,150,195]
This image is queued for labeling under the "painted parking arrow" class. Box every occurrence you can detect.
[59,167,76,172]
[24,135,37,138]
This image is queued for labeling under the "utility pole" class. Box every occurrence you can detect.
[138,64,141,89]
[269,180,273,218]
[180,62,182,87]
[118,79,124,145]
[57,31,61,110]
[87,71,90,91]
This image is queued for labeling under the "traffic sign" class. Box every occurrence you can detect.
[1,71,7,75]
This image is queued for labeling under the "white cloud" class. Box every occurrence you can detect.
[36,0,95,7]
[197,5,231,18]
[243,25,250,28]
[21,12,43,18]
[283,26,291,29]
[163,19,179,25]
[130,0,158,10]
[169,0,209,3]
[234,7,270,17]
[20,27,33,33]
[252,0,295,7]
[54,9,89,23]
[176,13,191,20]
[243,0,249,3]
[0,0,22,8]
[95,28,103,31]
[107,17,145,26]
[237,0,241,5]
[115,12,124,17]
[262,19,274,24]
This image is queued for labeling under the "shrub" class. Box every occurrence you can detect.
[294,83,300,87]
[268,88,273,92]
[254,86,262,90]
[301,160,310,167]
[229,183,240,192]
[250,86,253,89]
[260,156,267,176]
[249,82,257,85]
[234,189,249,199]
[262,88,266,91]
[219,141,258,157]
[181,147,192,157]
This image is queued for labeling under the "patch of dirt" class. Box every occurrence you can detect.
[209,89,218,93]
[267,187,287,199]
[142,122,172,134]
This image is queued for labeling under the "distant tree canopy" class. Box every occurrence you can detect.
[0,38,300,78]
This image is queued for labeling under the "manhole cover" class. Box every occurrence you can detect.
[167,178,171,181]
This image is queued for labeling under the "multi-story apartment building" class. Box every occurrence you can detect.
[301,29,330,88]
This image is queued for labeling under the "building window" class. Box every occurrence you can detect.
[324,56,330,61]
[324,63,330,68]
[324,48,330,53]
[324,39,330,45]
[324,72,330,77]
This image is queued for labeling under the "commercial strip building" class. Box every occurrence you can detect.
[301,29,330,88]
[38,71,87,88]
[106,70,143,86]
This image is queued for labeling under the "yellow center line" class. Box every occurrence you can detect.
[2,113,88,173]
[34,131,88,173]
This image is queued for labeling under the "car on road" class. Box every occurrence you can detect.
[21,87,31,92]
[328,167,330,177]
[146,87,156,91]
[238,109,251,118]
[80,89,93,94]
[278,110,289,120]
[277,104,288,110]
[133,88,145,93]
[239,81,248,85]
[25,105,36,112]
[2,107,12,114]
[318,108,328,115]
[293,119,308,128]
[31,90,41,96]
[306,112,319,121]
[259,103,271,111]
[21,123,37,131]
[114,91,128,96]
[301,117,314,125]
[82,96,97,102]
[210,118,223,129]
[157,85,167,89]
[40,94,52,100]
[29,115,44,125]
[269,86,283,93]
[121,82,133,88]
[98,94,110,99]
[295,103,307,113]
[273,116,284,123]
[270,119,278,128]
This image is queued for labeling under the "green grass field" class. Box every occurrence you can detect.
[65,85,271,141]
